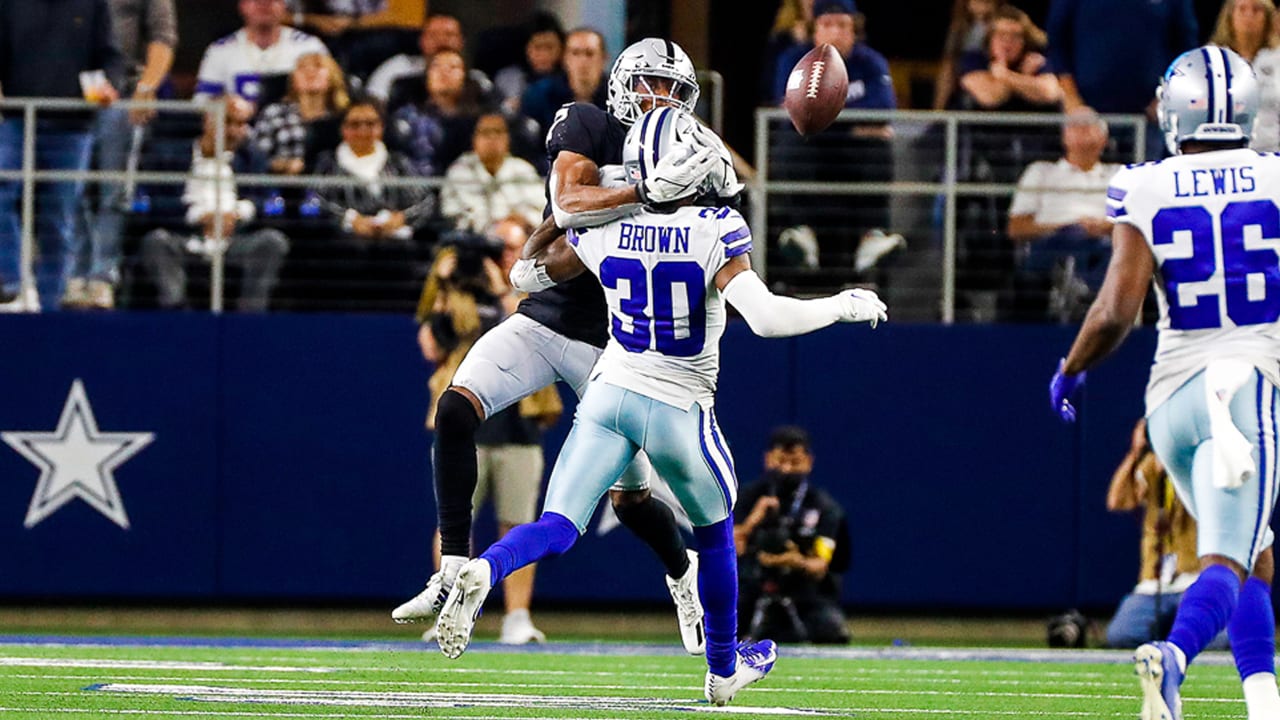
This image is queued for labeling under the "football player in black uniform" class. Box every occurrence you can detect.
[394,38,737,654]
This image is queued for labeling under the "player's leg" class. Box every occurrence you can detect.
[393,315,561,624]
[1141,370,1278,719]
[437,383,642,659]
[1230,545,1280,720]
[491,444,546,645]
[556,335,701,650]
[643,402,776,705]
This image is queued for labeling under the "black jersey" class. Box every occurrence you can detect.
[515,102,626,349]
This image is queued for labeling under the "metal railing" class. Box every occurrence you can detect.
[751,108,1149,323]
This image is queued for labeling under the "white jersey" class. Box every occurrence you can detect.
[568,205,752,411]
[1107,148,1280,412]
[195,28,329,103]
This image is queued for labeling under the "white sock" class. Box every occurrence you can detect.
[1168,643,1188,673]
[1243,673,1280,719]
[440,555,468,577]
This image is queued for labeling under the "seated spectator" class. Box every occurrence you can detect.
[771,0,898,275]
[440,113,545,233]
[1103,419,1229,651]
[521,27,608,136]
[314,100,436,245]
[253,52,349,175]
[1006,108,1119,322]
[1210,0,1280,152]
[492,12,564,114]
[734,426,851,645]
[287,0,414,80]
[957,5,1059,112]
[935,0,1005,109]
[392,50,489,177]
[195,0,330,106]
[366,12,491,110]
[140,96,290,312]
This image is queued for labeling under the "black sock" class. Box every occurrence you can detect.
[433,390,481,558]
[613,493,690,578]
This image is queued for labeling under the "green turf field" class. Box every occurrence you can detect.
[0,637,1255,719]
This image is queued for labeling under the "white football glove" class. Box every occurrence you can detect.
[835,288,887,328]
[690,123,745,198]
[638,145,716,205]
[598,163,629,189]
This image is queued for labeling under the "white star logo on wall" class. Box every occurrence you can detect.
[2,379,154,529]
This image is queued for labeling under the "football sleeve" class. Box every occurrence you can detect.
[1105,165,1140,228]
[194,46,226,99]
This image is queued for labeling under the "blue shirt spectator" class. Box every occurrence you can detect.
[1047,0,1198,114]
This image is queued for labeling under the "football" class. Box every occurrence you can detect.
[783,43,849,136]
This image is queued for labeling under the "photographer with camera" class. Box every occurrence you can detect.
[734,426,851,644]
[414,217,561,645]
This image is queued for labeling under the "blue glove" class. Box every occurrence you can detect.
[1049,358,1085,423]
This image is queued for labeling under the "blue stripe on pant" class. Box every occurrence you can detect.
[542,382,737,531]
[1147,369,1280,569]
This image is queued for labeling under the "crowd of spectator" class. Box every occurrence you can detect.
[0,0,592,313]
[1,0,1276,318]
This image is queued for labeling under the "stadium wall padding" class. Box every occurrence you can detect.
[0,314,1164,609]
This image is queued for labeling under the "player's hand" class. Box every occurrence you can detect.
[689,123,745,198]
[1049,358,1086,423]
[598,163,630,189]
[638,145,715,204]
[836,288,887,327]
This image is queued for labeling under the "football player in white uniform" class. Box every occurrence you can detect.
[1052,46,1280,720]
[393,39,733,655]
[435,107,886,705]
[195,0,329,103]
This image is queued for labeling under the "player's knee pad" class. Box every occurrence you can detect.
[609,487,652,511]
[435,389,481,440]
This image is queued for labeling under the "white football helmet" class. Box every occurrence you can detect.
[607,38,700,127]
[1158,45,1258,155]
[622,106,715,202]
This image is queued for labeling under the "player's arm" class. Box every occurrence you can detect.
[1061,222,1154,374]
[509,215,586,291]
[549,150,643,229]
[716,254,886,337]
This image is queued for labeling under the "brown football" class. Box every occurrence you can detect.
[783,43,849,136]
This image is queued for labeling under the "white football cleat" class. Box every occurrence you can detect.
[705,639,778,706]
[437,558,493,659]
[666,550,705,655]
[392,556,466,625]
[498,608,546,645]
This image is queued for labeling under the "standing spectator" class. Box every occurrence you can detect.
[771,0,898,273]
[312,99,434,308]
[492,13,564,115]
[957,6,1059,113]
[252,52,349,175]
[0,0,124,312]
[935,0,1005,109]
[1006,108,1119,321]
[194,0,329,105]
[139,96,290,312]
[415,217,562,645]
[762,0,814,102]
[1210,0,1280,152]
[1047,0,1197,160]
[521,27,609,136]
[63,0,178,311]
[392,50,488,177]
[734,426,851,645]
[440,113,544,233]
